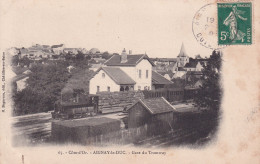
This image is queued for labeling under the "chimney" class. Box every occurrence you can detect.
[129,50,132,55]
[121,48,127,63]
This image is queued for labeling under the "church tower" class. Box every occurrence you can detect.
[177,43,189,67]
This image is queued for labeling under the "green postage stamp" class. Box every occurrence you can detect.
[218,2,252,45]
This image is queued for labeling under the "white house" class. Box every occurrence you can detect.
[89,49,155,94]
[51,44,65,55]
[16,76,29,91]
[89,67,136,94]
[184,60,203,72]
[13,73,30,92]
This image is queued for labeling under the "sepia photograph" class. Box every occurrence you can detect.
[0,0,259,163]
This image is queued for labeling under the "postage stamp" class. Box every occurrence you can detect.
[217,2,252,45]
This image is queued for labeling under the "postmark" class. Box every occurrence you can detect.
[192,4,223,50]
[217,2,252,45]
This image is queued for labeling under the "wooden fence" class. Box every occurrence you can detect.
[142,88,184,102]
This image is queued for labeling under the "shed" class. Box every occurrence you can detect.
[52,117,121,144]
[127,97,176,135]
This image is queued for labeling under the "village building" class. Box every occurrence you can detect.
[89,67,136,94]
[51,44,65,55]
[89,48,100,54]
[151,58,177,66]
[127,97,176,135]
[15,75,29,92]
[183,58,204,72]
[63,48,79,55]
[12,73,30,92]
[6,47,19,56]
[89,49,155,94]
[89,63,103,72]
[152,71,173,90]
[19,48,29,58]
[12,67,32,92]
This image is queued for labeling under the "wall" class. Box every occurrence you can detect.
[16,77,29,91]
[89,69,120,94]
[196,62,203,71]
[96,91,145,113]
[143,88,184,102]
[119,59,152,91]
[135,59,152,90]
[128,102,151,128]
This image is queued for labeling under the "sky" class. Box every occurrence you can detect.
[0,0,213,58]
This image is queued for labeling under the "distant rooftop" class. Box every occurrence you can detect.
[51,44,64,48]
[105,54,155,66]
[152,71,173,85]
[135,97,176,114]
[90,67,136,85]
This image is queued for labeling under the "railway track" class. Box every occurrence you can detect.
[12,112,52,146]
[135,116,219,148]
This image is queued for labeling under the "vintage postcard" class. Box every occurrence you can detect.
[0,0,259,163]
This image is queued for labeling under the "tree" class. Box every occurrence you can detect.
[194,50,222,110]
[13,61,71,115]
[11,55,19,66]
[19,57,31,67]
[101,51,112,59]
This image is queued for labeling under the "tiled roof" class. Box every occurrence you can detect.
[152,71,173,85]
[186,71,203,76]
[12,74,29,82]
[177,67,186,71]
[42,45,50,48]
[12,66,29,75]
[184,58,198,68]
[64,48,77,51]
[91,67,136,85]
[135,97,176,114]
[152,58,177,62]
[157,70,174,78]
[51,44,64,48]
[172,71,186,79]
[104,54,155,66]
[184,61,198,68]
[20,48,29,54]
[54,117,120,128]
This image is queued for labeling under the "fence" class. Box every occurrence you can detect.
[96,91,144,113]
[97,88,198,114]
[142,88,184,102]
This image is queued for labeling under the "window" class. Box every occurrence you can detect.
[102,73,105,78]
[107,86,110,92]
[138,86,141,90]
[146,70,149,78]
[97,86,100,92]
[139,70,142,78]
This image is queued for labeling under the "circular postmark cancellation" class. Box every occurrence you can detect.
[192,4,225,50]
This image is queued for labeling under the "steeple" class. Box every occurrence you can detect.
[178,43,188,57]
